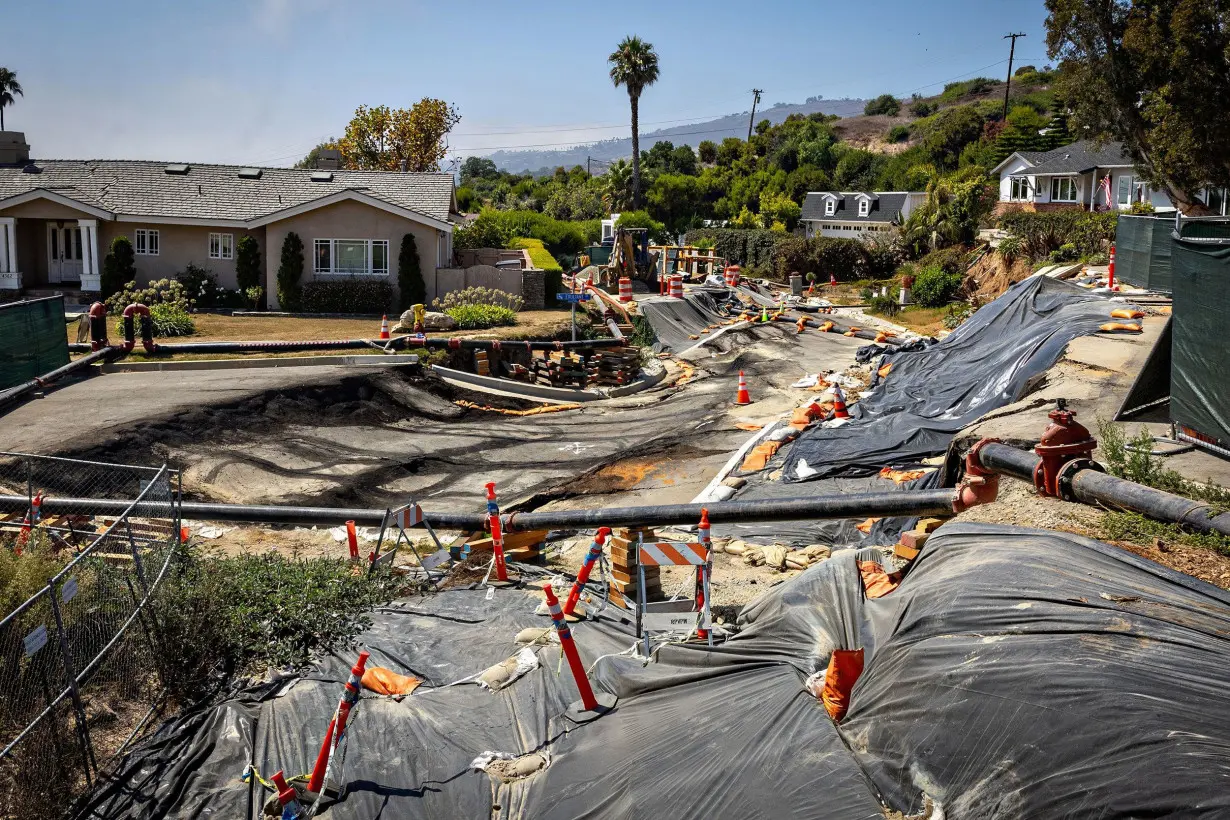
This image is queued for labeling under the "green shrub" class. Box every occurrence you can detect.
[1049,243,1078,263]
[860,286,874,301]
[943,303,975,329]
[107,279,196,337]
[456,209,590,257]
[997,211,1117,259]
[177,263,242,308]
[911,264,963,307]
[444,304,518,329]
[868,294,901,317]
[235,235,262,293]
[150,548,413,697]
[277,232,305,310]
[398,233,425,311]
[615,210,668,244]
[434,286,523,311]
[507,237,563,272]
[887,125,911,143]
[300,279,393,314]
[100,236,136,299]
[909,99,937,118]
[918,246,970,276]
[1086,250,1109,265]
[939,77,995,103]
[864,94,901,116]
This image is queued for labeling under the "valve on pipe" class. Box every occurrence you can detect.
[1033,398,1101,500]
[88,302,109,351]
[121,303,157,355]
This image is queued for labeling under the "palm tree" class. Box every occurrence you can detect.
[608,36,659,210]
[0,68,22,131]
[601,158,634,211]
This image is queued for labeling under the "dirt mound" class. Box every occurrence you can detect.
[964,250,1035,301]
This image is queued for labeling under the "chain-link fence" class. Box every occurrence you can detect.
[0,452,181,818]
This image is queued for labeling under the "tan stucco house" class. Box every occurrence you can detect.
[0,132,460,308]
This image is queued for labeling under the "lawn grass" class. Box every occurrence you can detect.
[864,304,951,337]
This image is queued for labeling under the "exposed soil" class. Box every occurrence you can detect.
[964,251,1037,301]
[953,476,1230,590]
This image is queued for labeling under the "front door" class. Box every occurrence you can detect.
[47,223,83,284]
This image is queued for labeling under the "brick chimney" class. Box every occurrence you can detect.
[0,132,31,166]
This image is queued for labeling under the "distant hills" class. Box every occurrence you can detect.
[484,97,869,175]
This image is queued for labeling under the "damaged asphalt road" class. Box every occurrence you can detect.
[0,322,867,520]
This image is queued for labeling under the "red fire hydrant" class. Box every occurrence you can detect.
[1033,399,1097,499]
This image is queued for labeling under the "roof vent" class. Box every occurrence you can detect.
[238,167,262,179]
[311,171,334,182]
[21,163,41,174]
[164,163,190,175]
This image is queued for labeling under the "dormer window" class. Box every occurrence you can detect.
[858,199,869,217]
[824,198,835,216]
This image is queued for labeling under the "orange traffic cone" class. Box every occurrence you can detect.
[734,371,752,405]
[378,315,390,340]
[832,384,850,419]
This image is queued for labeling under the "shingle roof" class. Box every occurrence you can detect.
[801,192,912,223]
[1014,140,1132,174]
[0,160,456,225]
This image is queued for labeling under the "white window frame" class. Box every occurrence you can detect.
[858,199,869,217]
[1010,176,1031,201]
[313,238,390,278]
[134,228,159,256]
[1050,177,1078,203]
[824,199,836,216]
[1117,175,1133,207]
[209,232,234,260]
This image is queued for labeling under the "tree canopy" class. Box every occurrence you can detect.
[1046,0,1230,212]
[335,99,461,172]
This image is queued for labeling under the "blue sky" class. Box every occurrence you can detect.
[1,0,1051,166]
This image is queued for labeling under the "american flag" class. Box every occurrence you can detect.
[1098,174,1113,209]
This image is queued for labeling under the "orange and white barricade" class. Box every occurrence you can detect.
[372,498,449,581]
[636,526,714,653]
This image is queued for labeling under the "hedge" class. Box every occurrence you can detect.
[507,237,562,272]
[683,228,896,282]
[300,280,394,314]
[996,211,1118,260]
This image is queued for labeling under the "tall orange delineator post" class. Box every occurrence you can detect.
[272,771,305,818]
[485,482,511,584]
[695,509,713,642]
[563,526,612,617]
[543,583,617,722]
[1107,244,1117,291]
[345,520,359,561]
[306,650,370,796]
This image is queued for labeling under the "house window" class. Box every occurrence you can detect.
[134,228,159,256]
[858,200,869,217]
[1051,177,1078,203]
[825,199,835,216]
[1010,177,1030,201]
[1208,187,1227,216]
[313,239,390,277]
[1117,175,1134,207]
[209,232,234,260]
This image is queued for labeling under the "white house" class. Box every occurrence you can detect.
[993,140,1173,213]
[800,191,927,240]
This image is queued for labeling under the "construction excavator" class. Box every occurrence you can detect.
[606,227,658,290]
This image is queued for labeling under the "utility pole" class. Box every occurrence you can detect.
[747,89,763,142]
[1002,33,1027,120]
[587,156,591,179]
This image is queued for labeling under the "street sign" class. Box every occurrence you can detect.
[556,292,591,303]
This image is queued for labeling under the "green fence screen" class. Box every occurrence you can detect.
[1170,235,1230,454]
[1115,215,1175,293]
[0,296,69,391]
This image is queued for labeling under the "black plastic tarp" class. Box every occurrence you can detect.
[638,291,735,352]
[782,277,1114,482]
[1169,235,1230,450]
[79,523,1230,819]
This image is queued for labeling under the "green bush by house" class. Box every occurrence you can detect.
[444,304,518,329]
[300,280,394,314]
[911,264,964,307]
[507,237,562,271]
